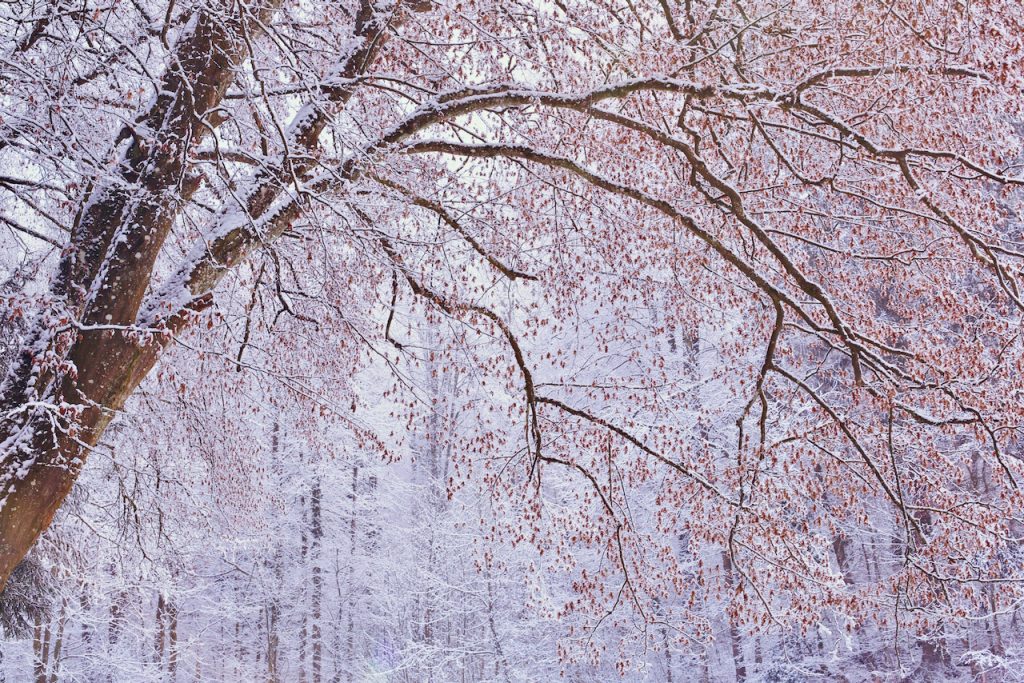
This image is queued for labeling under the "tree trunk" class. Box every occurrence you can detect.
[311,477,323,683]
[32,612,48,683]
[266,421,282,683]
[154,591,167,670]
[266,597,280,683]
[663,624,674,683]
[107,590,126,683]
[346,465,359,682]
[47,599,66,683]
[721,551,746,682]
[0,0,284,593]
[299,492,309,683]
[168,598,179,682]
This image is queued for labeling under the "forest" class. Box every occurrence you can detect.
[0,0,1023,680]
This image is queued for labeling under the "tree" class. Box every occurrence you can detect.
[1,0,1023,666]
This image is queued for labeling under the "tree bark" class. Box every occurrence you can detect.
[168,597,179,682]
[311,477,323,683]
[346,465,358,682]
[0,0,281,593]
[155,591,166,668]
[46,599,66,683]
[32,611,47,683]
[266,421,282,682]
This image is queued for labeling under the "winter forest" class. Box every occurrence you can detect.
[0,0,1023,681]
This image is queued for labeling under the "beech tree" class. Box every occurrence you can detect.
[2,0,1024,673]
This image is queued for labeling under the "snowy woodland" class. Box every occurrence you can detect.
[0,0,1023,680]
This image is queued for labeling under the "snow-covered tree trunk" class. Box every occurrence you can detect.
[0,0,280,590]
